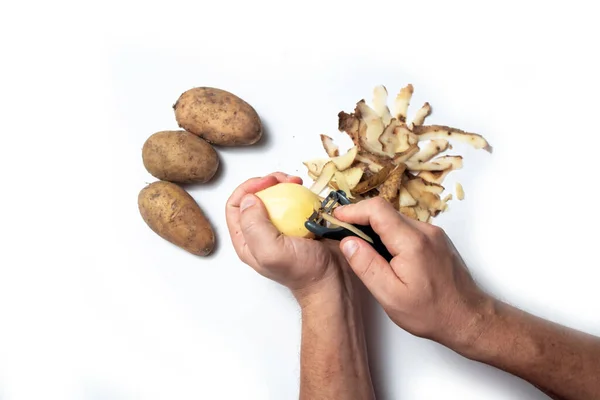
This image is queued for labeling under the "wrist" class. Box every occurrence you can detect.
[441,293,501,357]
[292,267,351,311]
[295,263,375,400]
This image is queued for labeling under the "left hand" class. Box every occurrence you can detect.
[225,172,349,301]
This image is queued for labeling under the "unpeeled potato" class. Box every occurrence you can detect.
[138,181,215,256]
[256,183,322,238]
[142,130,219,184]
[173,87,262,146]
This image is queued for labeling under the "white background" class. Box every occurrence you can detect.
[1,0,599,399]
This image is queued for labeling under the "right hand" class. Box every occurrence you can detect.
[334,197,493,349]
[225,173,352,305]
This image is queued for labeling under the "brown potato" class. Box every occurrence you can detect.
[138,181,215,256]
[173,87,262,146]
[142,130,219,184]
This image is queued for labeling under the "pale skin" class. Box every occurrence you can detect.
[226,173,600,400]
[226,173,375,400]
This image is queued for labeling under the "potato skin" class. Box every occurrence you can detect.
[142,130,219,184]
[173,87,262,146]
[138,181,215,256]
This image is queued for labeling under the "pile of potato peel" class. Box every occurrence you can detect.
[303,84,491,223]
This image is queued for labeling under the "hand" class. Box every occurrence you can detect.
[334,197,492,349]
[225,172,349,303]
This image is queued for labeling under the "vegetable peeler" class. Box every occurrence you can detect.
[305,190,394,262]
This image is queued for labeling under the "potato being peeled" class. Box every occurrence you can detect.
[256,183,321,238]
[138,181,215,256]
[174,87,262,146]
[142,130,219,184]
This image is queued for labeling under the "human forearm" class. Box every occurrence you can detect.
[331,198,600,399]
[294,272,375,400]
[452,298,600,400]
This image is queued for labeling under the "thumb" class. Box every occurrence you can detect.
[239,193,283,261]
[340,237,401,306]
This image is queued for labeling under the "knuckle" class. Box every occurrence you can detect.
[369,198,392,225]
[370,196,389,209]
[411,231,430,251]
[427,224,446,239]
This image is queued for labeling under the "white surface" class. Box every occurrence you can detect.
[1,1,600,399]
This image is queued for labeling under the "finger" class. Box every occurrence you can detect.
[227,176,277,210]
[268,172,303,185]
[334,197,419,228]
[340,237,404,307]
[225,176,275,253]
[238,193,288,265]
[226,172,301,210]
[334,197,419,255]
[225,173,301,252]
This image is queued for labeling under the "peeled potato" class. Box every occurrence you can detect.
[255,183,322,238]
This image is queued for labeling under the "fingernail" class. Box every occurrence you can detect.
[240,195,256,212]
[342,240,359,259]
